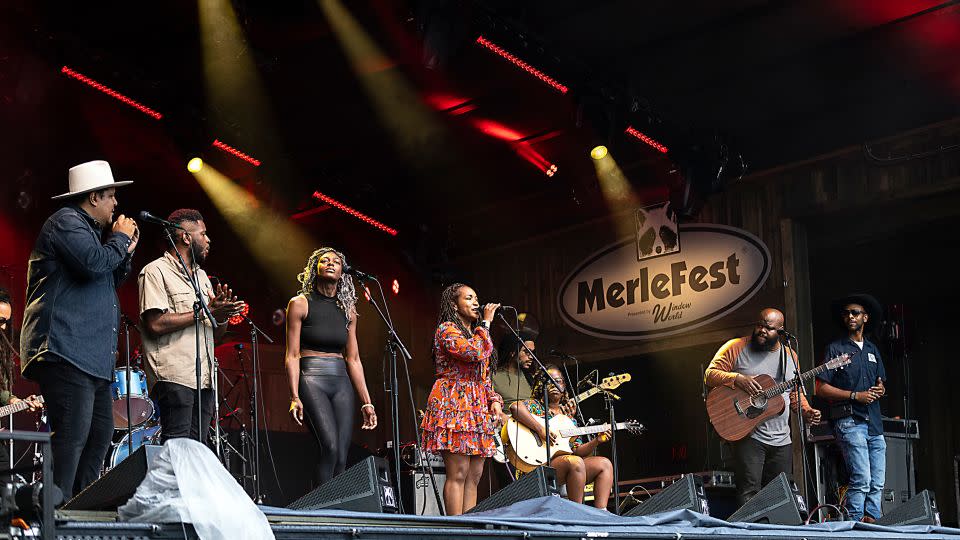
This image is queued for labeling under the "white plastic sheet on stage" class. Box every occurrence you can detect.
[118,438,274,540]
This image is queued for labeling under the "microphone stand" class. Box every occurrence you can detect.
[356,277,442,515]
[244,314,272,503]
[784,335,812,505]
[495,312,564,473]
[161,227,218,445]
[601,385,621,514]
[120,314,142,459]
[558,355,589,432]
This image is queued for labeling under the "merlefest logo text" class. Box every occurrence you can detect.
[558,225,770,340]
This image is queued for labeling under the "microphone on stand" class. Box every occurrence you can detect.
[777,328,798,341]
[138,211,184,230]
[343,264,377,281]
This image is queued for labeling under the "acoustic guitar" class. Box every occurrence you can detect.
[502,414,643,473]
[0,395,44,430]
[705,353,851,441]
[491,373,632,464]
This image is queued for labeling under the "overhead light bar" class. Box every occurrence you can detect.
[312,191,398,236]
[475,36,568,94]
[61,66,163,120]
[625,126,669,154]
[212,139,261,166]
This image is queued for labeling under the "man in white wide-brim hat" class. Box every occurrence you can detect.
[20,160,139,499]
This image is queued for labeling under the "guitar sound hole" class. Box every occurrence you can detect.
[749,395,767,409]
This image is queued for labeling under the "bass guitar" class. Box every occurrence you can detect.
[706,353,851,441]
[0,395,44,430]
[502,414,643,473]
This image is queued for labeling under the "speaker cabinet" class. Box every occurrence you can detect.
[877,490,940,526]
[401,471,446,516]
[63,445,163,510]
[624,475,709,517]
[287,456,398,513]
[467,466,559,513]
[727,472,806,525]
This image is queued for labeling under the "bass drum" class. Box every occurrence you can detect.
[106,424,162,470]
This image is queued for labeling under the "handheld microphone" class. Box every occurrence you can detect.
[138,211,184,230]
[343,264,377,281]
[777,328,798,340]
[481,304,514,313]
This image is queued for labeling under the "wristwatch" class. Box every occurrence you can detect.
[850,391,856,401]
[479,320,490,330]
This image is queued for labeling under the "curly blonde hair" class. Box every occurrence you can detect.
[297,247,358,323]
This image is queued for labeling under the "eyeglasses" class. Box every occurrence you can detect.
[841,309,865,317]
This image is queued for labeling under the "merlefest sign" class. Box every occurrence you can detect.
[558,224,771,340]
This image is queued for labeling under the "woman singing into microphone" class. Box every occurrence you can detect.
[285,248,377,487]
[420,283,503,515]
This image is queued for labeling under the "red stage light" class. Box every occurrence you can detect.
[624,126,669,154]
[61,66,163,120]
[475,36,568,94]
[312,191,398,236]
[228,303,250,326]
[392,279,399,295]
[212,139,261,166]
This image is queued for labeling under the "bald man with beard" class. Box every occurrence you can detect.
[705,308,822,505]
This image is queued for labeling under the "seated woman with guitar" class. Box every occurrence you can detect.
[508,365,613,509]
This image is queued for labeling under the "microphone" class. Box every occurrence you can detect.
[549,349,577,360]
[138,211,184,230]
[480,304,514,314]
[777,328,798,340]
[343,264,377,281]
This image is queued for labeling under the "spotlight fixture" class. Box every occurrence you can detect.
[475,36,568,94]
[590,146,608,160]
[187,157,204,173]
[392,279,400,295]
[625,126,669,154]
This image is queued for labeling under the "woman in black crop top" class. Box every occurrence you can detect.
[285,248,377,486]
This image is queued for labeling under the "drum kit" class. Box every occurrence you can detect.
[105,362,161,470]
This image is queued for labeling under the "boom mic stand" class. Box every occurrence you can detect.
[244,314,272,503]
[495,312,564,473]
[119,314,143,459]
[600,382,622,514]
[784,335,812,505]
[355,276,442,515]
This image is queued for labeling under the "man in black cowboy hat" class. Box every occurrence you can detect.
[20,160,139,500]
[815,293,887,523]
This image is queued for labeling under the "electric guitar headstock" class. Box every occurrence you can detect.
[622,419,645,436]
[599,373,631,390]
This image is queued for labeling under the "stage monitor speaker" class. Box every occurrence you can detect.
[467,466,559,514]
[727,472,806,525]
[287,456,398,513]
[877,490,941,527]
[62,445,163,510]
[624,474,710,517]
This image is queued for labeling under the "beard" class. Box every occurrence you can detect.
[751,332,779,351]
[189,242,207,266]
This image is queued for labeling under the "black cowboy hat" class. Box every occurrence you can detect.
[831,293,884,328]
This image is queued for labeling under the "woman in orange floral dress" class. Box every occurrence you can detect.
[420,283,503,515]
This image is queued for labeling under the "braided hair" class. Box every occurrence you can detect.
[297,248,358,323]
[0,288,13,395]
[433,283,498,370]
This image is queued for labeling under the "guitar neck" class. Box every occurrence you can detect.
[763,362,830,398]
[574,387,601,402]
[560,422,631,438]
[0,400,29,418]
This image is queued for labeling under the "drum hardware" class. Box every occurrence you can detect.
[106,424,162,470]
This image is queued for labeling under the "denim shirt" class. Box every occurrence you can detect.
[20,206,133,381]
[817,337,886,436]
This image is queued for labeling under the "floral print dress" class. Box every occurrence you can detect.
[421,322,503,456]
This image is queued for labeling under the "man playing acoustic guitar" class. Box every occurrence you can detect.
[705,308,821,505]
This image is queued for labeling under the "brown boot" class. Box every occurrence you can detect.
[861,516,876,524]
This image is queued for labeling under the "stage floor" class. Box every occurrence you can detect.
[53,496,960,540]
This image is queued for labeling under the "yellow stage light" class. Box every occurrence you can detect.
[187,157,204,173]
[590,145,608,160]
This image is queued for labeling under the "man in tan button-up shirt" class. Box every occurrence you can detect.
[138,209,244,444]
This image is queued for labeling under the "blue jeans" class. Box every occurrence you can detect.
[833,416,885,520]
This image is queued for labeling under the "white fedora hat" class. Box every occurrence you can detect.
[51,160,134,200]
